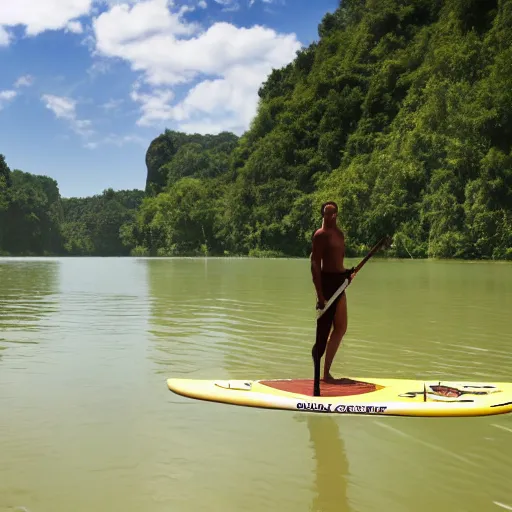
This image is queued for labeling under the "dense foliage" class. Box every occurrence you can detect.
[2,0,512,259]
[126,0,511,260]
[0,154,143,256]
[60,189,145,256]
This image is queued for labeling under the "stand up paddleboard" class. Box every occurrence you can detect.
[166,376,512,417]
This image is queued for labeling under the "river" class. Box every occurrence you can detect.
[1,256,511,512]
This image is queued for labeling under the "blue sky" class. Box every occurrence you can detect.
[0,0,339,198]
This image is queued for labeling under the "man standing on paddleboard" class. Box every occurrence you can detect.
[310,201,355,393]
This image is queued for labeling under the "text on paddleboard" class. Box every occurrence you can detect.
[296,402,387,414]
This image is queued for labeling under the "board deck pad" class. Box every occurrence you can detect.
[259,378,378,397]
[166,376,512,417]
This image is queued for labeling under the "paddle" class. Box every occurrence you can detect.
[313,235,392,396]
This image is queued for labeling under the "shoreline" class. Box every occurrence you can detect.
[1,254,511,264]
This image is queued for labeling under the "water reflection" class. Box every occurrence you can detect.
[144,258,226,376]
[0,259,60,359]
[305,415,351,512]
[144,257,314,378]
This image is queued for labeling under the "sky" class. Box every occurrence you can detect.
[0,0,339,198]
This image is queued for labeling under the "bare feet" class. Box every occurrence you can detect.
[323,372,336,383]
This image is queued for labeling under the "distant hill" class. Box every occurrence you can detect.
[0,152,144,256]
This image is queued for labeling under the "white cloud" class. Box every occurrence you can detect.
[73,119,94,136]
[93,0,301,134]
[130,87,175,126]
[14,75,34,88]
[42,94,76,119]
[0,0,93,37]
[0,77,33,111]
[0,90,17,100]
[41,94,94,137]
[0,0,299,136]
[87,58,112,77]
[213,0,239,9]
[165,62,273,132]
[0,0,213,46]
[0,90,17,110]
[102,98,124,110]
[213,0,239,12]
[93,0,198,65]
[66,20,83,33]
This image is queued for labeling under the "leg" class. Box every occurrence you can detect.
[323,293,347,382]
[312,301,338,396]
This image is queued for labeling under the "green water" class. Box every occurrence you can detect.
[0,256,511,512]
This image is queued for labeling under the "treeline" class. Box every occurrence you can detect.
[2,0,512,259]
[124,0,512,260]
[60,189,145,256]
[0,154,144,256]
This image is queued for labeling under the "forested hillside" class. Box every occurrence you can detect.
[60,189,145,256]
[2,0,511,259]
[128,0,512,260]
[0,154,143,256]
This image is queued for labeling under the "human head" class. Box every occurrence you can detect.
[321,201,338,216]
[321,201,338,226]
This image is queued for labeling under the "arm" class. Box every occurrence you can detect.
[310,231,326,307]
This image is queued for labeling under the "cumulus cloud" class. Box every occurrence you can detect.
[93,0,199,79]
[0,0,92,38]
[93,0,301,134]
[42,94,76,119]
[130,86,175,126]
[14,75,34,88]
[66,20,84,33]
[0,0,301,136]
[0,76,33,111]
[41,94,94,137]
[0,90,17,110]
[165,61,277,132]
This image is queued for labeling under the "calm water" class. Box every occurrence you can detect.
[1,256,512,512]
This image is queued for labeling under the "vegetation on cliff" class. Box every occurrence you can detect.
[125,0,512,260]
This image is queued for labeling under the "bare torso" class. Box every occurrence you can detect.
[313,227,346,272]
